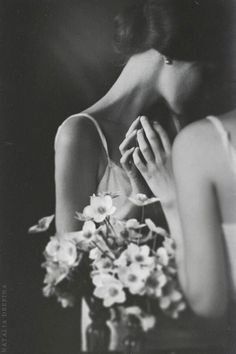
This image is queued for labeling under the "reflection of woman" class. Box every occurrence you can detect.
[132,110,236,352]
[54,0,229,351]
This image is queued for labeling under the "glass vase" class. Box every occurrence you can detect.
[86,296,111,352]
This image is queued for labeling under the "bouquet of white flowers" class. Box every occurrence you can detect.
[30,192,186,329]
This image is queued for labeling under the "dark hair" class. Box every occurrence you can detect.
[114,0,228,63]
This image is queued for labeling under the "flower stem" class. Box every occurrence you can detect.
[106,218,119,239]
[152,234,157,251]
[91,241,114,261]
[141,206,144,223]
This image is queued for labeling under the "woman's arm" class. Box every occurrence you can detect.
[132,116,228,318]
[172,124,229,318]
[55,115,102,233]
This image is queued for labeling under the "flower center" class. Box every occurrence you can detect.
[109,287,119,297]
[97,206,106,214]
[84,231,92,239]
[146,277,158,288]
[103,260,112,268]
[128,274,137,282]
[135,255,144,263]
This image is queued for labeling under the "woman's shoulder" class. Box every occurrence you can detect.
[55,113,101,150]
[172,118,221,178]
[174,110,236,153]
[173,119,213,157]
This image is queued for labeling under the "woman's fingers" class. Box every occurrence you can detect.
[125,116,141,137]
[140,116,163,164]
[136,129,154,163]
[153,122,171,156]
[119,129,137,155]
[120,147,135,172]
[133,147,146,173]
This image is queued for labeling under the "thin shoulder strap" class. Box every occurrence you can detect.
[78,113,110,158]
[207,115,236,174]
[55,112,111,164]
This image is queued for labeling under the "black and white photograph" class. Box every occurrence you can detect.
[1,0,236,353]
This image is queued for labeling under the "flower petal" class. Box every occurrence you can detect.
[29,215,54,234]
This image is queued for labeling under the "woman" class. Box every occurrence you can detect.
[130,110,236,351]
[54,0,230,351]
[55,0,226,232]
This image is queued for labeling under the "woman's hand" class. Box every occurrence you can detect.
[119,117,151,197]
[132,116,175,206]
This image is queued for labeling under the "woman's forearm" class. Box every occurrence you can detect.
[162,202,188,293]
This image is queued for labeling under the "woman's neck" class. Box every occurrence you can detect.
[86,50,162,129]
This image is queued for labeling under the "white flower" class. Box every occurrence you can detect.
[145,219,169,238]
[162,287,183,306]
[145,268,167,298]
[118,263,149,295]
[92,273,114,287]
[159,296,171,310]
[125,219,145,230]
[115,243,154,268]
[93,256,114,271]
[43,262,69,285]
[156,247,169,266]
[123,307,156,332]
[140,315,156,332]
[63,221,97,249]
[42,283,55,297]
[169,289,183,302]
[93,274,126,307]
[127,231,150,244]
[124,306,142,317]
[128,244,154,266]
[45,237,77,266]
[83,195,116,223]
[173,301,187,317]
[45,237,60,258]
[75,211,92,222]
[29,215,54,233]
[159,285,186,318]
[114,249,128,267]
[122,220,147,244]
[163,237,176,256]
[71,221,98,251]
[89,247,103,261]
[57,295,74,308]
[129,194,159,206]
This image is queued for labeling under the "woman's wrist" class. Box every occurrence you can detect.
[130,181,151,198]
[162,198,179,226]
[161,199,183,246]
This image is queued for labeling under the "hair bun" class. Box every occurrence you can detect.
[114,0,148,59]
[114,0,229,63]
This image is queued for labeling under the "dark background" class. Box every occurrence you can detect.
[0,1,236,354]
[0,1,131,353]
